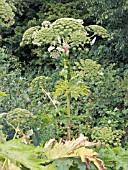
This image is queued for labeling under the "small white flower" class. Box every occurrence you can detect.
[48,46,55,52]
[108,120,111,124]
[98,72,104,76]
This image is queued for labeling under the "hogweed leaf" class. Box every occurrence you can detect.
[53,79,89,100]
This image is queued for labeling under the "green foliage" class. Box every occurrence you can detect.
[0,47,127,145]
[73,60,127,121]
[122,69,128,107]
[91,127,125,147]
[0,48,8,77]
[98,108,127,130]
[85,0,128,65]
[30,75,52,92]
[5,108,33,128]
[0,70,31,112]
[54,79,89,100]
[0,138,56,170]
[74,59,104,77]
[37,0,86,22]
[0,50,31,112]
[0,0,127,162]
[26,58,127,143]
[32,111,56,145]
[1,0,127,66]
[0,108,34,139]
[0,48,24,111]
[29,75,55,112]
[67,59,127,144]
[0,0,15,27]
[98,147,128,170]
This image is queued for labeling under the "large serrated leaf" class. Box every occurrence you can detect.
[0,139,56,170]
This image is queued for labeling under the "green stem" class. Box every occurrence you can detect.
[13,127,19,140]
[13,123,20,140]
[67,93,71,140]
[63,55,71,140]
[65,58,71,140]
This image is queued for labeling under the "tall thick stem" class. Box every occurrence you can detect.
[67,93,71,140]
[64,57,71,140]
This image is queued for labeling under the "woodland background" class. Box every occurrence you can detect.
[0,0,128,169]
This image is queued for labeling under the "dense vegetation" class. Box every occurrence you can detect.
[0,0,128,169]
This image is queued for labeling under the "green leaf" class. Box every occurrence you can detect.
[0,139,56,170]
[98,147,128,170]
[73,158,86,170]
[0,91,8,96]
[53,79,89,100]
[52,158,73,170]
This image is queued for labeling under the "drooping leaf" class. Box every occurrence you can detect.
[44,134,107,170]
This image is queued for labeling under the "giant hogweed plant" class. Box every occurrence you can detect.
[21,17,113,141]
[26,18,109,140]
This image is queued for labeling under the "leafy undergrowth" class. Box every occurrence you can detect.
[0,134,107,170]
[97,147,128,170]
